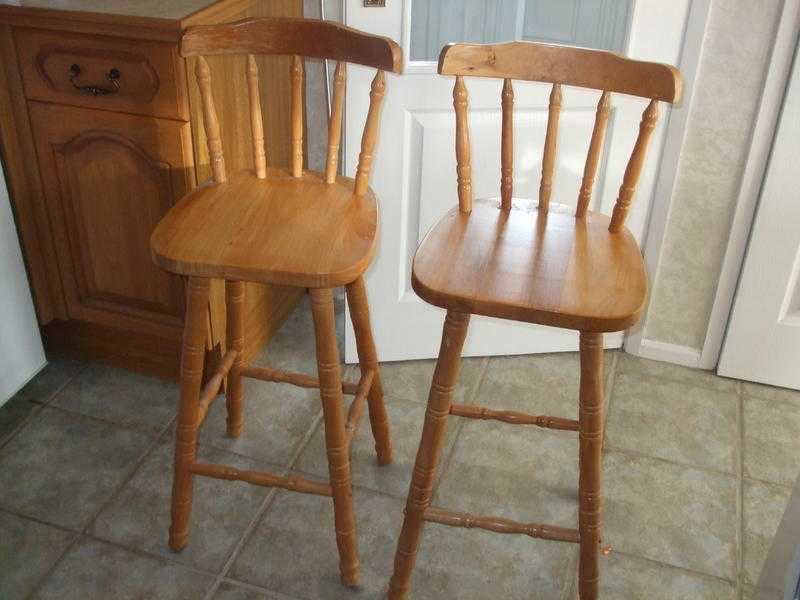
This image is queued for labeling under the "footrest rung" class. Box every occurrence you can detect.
[189,462,332,497]
[241,365,359,395]
[422,507,579,543]
[449,404,578,431]
[197,349,238,425]
[345,369,375,444]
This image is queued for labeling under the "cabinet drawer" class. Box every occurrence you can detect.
[15,27,187,120]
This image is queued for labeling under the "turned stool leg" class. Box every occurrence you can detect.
[310,287,360,586]
[388,310,471,599]
[345,276,393,465]
[169,276,210,551]
[225,280,245,437]
[578,331,604,599]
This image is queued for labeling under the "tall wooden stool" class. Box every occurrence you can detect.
[149,18,402,587]
[388,42,681,599]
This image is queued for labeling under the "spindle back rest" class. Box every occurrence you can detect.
[438,41,682,232]
[180,17,403,194]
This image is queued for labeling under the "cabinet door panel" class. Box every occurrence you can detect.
[29,101,194,337]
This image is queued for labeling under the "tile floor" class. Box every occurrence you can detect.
[1,299,797,599]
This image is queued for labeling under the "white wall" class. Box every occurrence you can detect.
[0,167,45,403]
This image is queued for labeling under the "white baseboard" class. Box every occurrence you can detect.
[628,338,702,368]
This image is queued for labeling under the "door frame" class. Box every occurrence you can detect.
[700,0,800,369]
[625,0,800,369]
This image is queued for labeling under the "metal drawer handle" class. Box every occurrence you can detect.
[68,64,121,96]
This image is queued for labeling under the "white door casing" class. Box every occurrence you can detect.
[344,0,691,362]
[718,40,800,390]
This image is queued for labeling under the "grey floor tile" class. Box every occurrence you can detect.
[617,354,738,392]
[53,364,178,433]
[0,407,153,529]
[34,537,214,600]
[605,371,738,473]
[252,296,319,375]
[743,583,782,600]
[603,451,738,580]
[411,525,576,599]
[743,396,800,486]
[294,395,460,499]
[742,480,792,586]
[213,581,291,599]
[199,376,322,468]
[372,357,486,407]
[92,439,275,573]
[436,418,579,528]
[0,510,76,599]
[231,488,403,599]
[741,381,800,406]
[586,552,736,599]
[481,351,613,418]
[15,358,85,405]
[0,394,40,445]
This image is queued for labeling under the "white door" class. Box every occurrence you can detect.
[344,0,691,362]
[718,42,800,390]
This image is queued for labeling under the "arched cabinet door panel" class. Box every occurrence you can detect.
[29,101,194,339]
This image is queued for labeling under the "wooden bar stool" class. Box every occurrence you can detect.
[149,18,402,587]
[388,42,681,599]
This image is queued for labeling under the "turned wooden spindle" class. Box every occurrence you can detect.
[246,54,267,179]
[225,280,245,437]
[195,56,226,183]
[578,331,604,598]
[325,61,347,184]
[169,276,210,551]
[453,75,472,213]
[353,70,387,197]
[609,99,659,232]
[310,287,360,586]
[576,91,611,218]
[290,54,304,177]
[500,78,514,210]
[539,83,562,212]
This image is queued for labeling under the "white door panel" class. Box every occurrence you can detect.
[344,0,690,362]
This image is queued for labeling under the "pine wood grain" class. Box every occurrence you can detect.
[151,169,379,288]
[411,203,648,333]
[438,40,681,102]
[181,16,402,72]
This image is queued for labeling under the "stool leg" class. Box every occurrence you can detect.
[388,310,471,599]
[310,287,360,586]
[345,276,393,465]
[225,280,245,437]
[578,331,604,599]
[169,276,210,551]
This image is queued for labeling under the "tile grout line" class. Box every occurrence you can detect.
[601,444,739,478]
[611,549,740,586]
[202,406,326,600]
[737,380,745,600]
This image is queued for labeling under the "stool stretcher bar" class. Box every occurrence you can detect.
[189,462,332,497]
[242,364,360,395]
[345,368,375,444]
[422,506,580,544]
[449,403,579,431]
[197,349,238,425]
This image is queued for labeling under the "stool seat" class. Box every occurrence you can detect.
[411,200,647,333]
[151,168,378,288]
